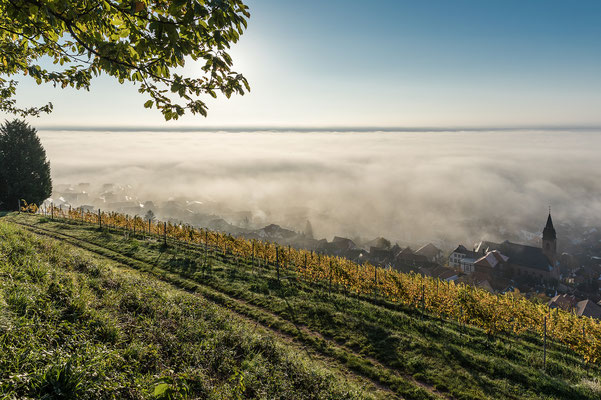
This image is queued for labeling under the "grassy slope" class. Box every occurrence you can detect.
[2,213,601,400]
[0,219,386,400]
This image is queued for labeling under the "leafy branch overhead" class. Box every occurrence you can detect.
[0,0,251,120]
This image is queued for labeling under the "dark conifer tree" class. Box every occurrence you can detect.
[0,120,52,210]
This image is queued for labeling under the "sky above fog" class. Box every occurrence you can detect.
[39,129,601,248]
[6,3,601,248]
[3,0,601,127]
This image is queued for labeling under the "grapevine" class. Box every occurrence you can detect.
[26,204,601,364]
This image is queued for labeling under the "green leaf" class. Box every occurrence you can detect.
[153,383,170,397]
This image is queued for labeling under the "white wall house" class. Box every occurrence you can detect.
[460,257,477,274]
[449,251,466,268]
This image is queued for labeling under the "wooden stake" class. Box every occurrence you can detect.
[421,284,425,320]
[329,259,333,294]
[582,326,586,366]
[374,267,377,300]
[304,253,307,281]
[276,247,280,282]
[543,316,547,370]
[460,305,464,335]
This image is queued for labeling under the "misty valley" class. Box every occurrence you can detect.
[40,128,601,310]
[3,1,601,399]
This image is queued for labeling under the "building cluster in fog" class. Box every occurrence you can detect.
[48,183,601,317]
[447,212,601,317]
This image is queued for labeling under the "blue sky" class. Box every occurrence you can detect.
[6,0,601,127]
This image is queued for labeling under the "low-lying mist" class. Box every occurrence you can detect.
[38,129,601,250]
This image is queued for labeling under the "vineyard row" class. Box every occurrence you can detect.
[20,201,601,365]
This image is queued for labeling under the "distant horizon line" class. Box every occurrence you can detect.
[33,124,601,133]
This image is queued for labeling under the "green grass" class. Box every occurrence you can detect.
[3,213,601,400]
[0,219,384,400]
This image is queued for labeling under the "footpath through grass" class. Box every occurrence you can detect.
[0,219,389,400]
[4,213,601,400]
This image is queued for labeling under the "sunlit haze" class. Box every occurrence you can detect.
[39,128,601,249]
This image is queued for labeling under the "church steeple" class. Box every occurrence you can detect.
[543,211,556,241]
[542,209,557,264]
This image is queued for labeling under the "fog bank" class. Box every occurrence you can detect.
[38,129,601,249]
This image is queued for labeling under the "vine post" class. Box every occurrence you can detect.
[276,246,280,282]
[329,259,333,294]
[304,253,307,282]
[543,316,547,370]
[421,284,425,320]
[460,305,464,336]
[251,240,255,271]
[582,325,586,367]
[373,267,378,301]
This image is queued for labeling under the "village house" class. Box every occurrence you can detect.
[395,247,428,266]
[474,212,559,281]
[448,212,561,287]
[475,239,557,281]
[473,250,509,275]
[452,250,513,292]
[369,246,395,265]
[456,271,494,292]
[58,187,89,204]
[448,245,479,270]
[549,294,601,319]
[548,293,578,311]
[460,257,477,274]
[319,236,359,255]
[415,243,443,264]
[347,248,369,263]
[574,299,601,319]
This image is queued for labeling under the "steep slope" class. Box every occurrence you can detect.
[2,213,601,400]
[0,220,387,399]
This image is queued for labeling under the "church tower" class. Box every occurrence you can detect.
[542,210,557,264]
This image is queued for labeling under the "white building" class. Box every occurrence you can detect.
[449,244,478,270]
[460,257,478,274]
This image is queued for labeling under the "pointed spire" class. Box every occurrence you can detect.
[543,209,556,240]
[545,208,554,229]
